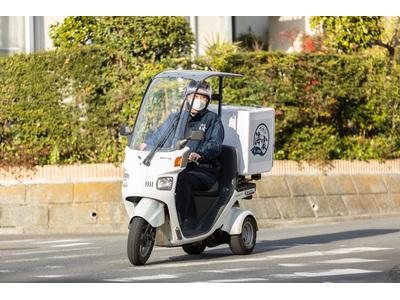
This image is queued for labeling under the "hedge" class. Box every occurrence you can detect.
[0,46,399,168]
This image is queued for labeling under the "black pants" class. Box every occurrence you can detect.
[175,169,208,221]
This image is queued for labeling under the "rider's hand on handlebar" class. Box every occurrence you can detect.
[189,152,201,163]
[139,143,147,151]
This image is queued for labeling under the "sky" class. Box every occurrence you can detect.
[2,0,400,16]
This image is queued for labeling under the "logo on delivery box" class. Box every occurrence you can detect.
[251,123,270,157]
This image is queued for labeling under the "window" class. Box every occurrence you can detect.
[0,16,26,55]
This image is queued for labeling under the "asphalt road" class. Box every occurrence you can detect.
[0,217,399,283]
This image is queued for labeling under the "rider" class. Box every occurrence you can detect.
[176,81,224,226]
[139,81,225,226]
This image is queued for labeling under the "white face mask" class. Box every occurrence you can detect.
[191,98,207,111]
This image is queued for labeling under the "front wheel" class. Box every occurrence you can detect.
[229,216,257,255]
[127,217,156,265]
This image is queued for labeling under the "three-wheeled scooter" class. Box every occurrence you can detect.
[120,70,275,265]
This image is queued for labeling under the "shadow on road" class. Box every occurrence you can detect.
[147,228,399,266]
[253,229,399,254]
[255,229,400,252]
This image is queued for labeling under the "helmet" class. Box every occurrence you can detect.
[186,80,212,100]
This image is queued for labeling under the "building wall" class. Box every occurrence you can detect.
[268,16,307,51]
[196,16,230,55]
[43,16,65,50]
[1,16,311,56]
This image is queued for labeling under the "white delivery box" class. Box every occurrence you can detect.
[209,104,275,176]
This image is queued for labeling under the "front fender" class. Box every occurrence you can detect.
[131,198,165,228]
[221,207,258,235]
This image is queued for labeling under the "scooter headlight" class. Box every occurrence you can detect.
[156,177,173,190]
[122,171,129,187]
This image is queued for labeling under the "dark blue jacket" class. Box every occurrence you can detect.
[184,109,224,187]
[144,109,224,188]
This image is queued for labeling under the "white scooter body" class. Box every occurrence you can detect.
[120,70,274,265]
[122,146,256,247]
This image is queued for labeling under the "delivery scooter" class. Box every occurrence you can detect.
[120,70,275,265]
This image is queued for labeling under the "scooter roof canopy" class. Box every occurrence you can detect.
[154,70,243,81]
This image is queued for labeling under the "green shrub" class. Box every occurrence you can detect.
[50,17,195,61]
[1,46,399,167]
[309,17,384,53]
[0,46,201,168]
[201,51,397,160]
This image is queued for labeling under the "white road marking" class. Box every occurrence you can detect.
[263,245,289,250]
[2,253,104,263]
[317,258,386,264]
[9,246,102,256]
[279,263,308,267]
[201,267,259,273]
[0,239,37,244]
[51,243,92,248]
[0,270,12,273]
[273,268,382,278]
[42,266,64,269]
[48,253,104,259]
[31,239,84,245]
[267,247,390,259]
[1,258,41,263]
[35,275,69,278]
[294,244,322,247]
[208,278,267,283]
[135,247,390,271]
[7,247,103,256]
[134,256,274,270]
[326,247,390,255]
[105,274,177,282]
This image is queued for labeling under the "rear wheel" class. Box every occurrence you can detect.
[127,217,156,265]
[229,216,257,255]
[182,242,206,255]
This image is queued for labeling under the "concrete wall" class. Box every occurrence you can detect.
[1,162,399,234]
[0,181,128,234]
[241,174,400,228]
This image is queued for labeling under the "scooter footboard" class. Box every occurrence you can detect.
[130,198,165,228]
[221,207,258,235]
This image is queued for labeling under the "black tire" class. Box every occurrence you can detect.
[127,217,156,265]
[229,216,257,255]
[182,242,206,255]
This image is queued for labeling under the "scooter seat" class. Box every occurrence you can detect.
[192,181,219,197]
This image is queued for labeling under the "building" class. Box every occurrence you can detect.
[191,16,312,55]
[0,16,64,55]
[0,16,311,56]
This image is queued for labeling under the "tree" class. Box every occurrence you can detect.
[309,17,384,53]
[50,17,195,61]
[369,17,400,68]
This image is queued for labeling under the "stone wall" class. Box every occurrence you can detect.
[0,181,127,234]
[240,174,400,228]
[0,161,399,234]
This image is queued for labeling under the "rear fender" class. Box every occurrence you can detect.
[221,207,258,235]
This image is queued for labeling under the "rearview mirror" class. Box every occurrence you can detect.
[119,124,132,136]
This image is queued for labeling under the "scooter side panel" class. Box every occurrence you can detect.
[221,207,257,235]
[131,197,165,228]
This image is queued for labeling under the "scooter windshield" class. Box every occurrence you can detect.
[129,77,192,152]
